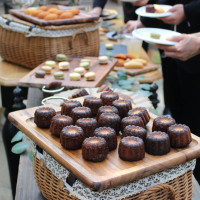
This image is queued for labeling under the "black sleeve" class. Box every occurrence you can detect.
[93,0,108,9]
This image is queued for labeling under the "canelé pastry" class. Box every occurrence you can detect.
[61,100,82,116]
[76,118,98,138]
[71,88,89,99]
[123,125,147,141]
[98,112,121,133]
[100,91,119,106]
[121,116,145,132]
[58,61,69,70]
[128,107,150,125]
[54,71,64,80]
[112,99,132,118]
[50,115,73,137]
[97,106,119,119]
[34,107,56,128]
[97,85,112,93]
[118,136,145,161]
[99,56,109,64]
[94,127,117,151]
[82,137,108,162]
[35,70,45,78]
[152,115,176,133]
[74,67,85,76]
[83,96,103,116]
[84,72,96,81]
[146,131,170,155]
[41,65,52,74]
[168,124,192,148]
[56,54,67,62]
[71,106,92,122]
[60,125,84,150]
[45,60,56,68]
[69,72,81,81]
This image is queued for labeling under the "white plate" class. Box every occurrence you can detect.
[120,0,140,2]
[135,5,172,18]
[132,28,181,45]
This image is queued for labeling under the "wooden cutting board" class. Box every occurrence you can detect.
[18,57,117,88]
[8,94,200,192]
[9,9,99,26]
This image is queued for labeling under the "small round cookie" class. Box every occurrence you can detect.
[105,43,113,50]
[35,70,45,78]
[45,60,56,68]
[58,61,69,70]
[99,56,109,64]
[84,72,96,81]
[74,67,85,76]
[80,59,91,65]
[69,72,81,81]
[80,61,90,70]
[56,54,67,62]
[54,71,64,80]
[41,65,52,74]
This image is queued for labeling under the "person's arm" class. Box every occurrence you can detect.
[88,0,108,16]
[156,34,200,61]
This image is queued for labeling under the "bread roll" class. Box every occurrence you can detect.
[124,60,143,69]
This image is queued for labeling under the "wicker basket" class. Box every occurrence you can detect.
[0,15,100,69]
[33,155,193,200]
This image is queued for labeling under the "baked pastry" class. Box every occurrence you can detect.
[123,125,147,141]
[41,65,52,74]
[34,107,56,128]
[145,4,155,13]
[69,72,81,81]
[80,59,91,65]
[98,112,121,134]
[50,115,73,137]
[124,60,143,69]
[80,62,90,70]
[146,131,170,155]
[61,100,82,116]
[99,56,109,64]
[74,67,85,76]
[58,61,69,70]
[94,127,117,151]
[59,12,73,19]
[71,106,92,122]
[128,107,150,125]
[121,116,145,132]
[100,91,119,106]
[45,60,56,68]
[114,54,127,60]
[134,58,147,66]
[152,115,176,133]
[97,85,112,93]
[154,4,165,13]
[105,43,114,50]
[44,13,58,20]
[168,124,192,148]
[150,33,161,39]
[60,125,84,150]
[68,8,80,15]
[97,106,119,119]
[82,137,108,162]
[76,118,98,138]
[115,59,125,67]
[35,70,45,78]
[84,72,96,81]
[56,54,67,61]
[54,71,64,80]
[83,96,103,116]
[71,88,89,99]
[118,136,145,161]
[112,99,132,118]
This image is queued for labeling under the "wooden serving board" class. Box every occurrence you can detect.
[9,9,99,26]
[18,57,117,88]
[8,94,200,192]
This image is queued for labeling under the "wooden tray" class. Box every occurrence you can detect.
[18,57,117,88]
[9,9,99,26]
[8,94,200,192]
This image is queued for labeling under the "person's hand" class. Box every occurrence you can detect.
[156,34,200,61]
[123,20,144,33]
[158,4,186,25]
[132,0,149,6]
[88,7,102,17]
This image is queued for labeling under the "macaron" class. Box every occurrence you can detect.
[54,71,65,80]
[35,70,45,78]
[80,61,90,70]
[69,72,81,81]
[80,59,91,64]
[45,60,56,68]
[105,43,114,50]
[74,67,85,76]
[99,56,109,64]
[41,65,52,74]
[84,72,96,81]
[58,61,69,70]
[56,54,67,61]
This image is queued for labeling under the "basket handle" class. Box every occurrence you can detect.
[138,184,176,200]
[71,29,89,49]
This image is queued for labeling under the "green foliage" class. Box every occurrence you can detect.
[149,109,158,115]
[11,131,24,143]
[11,141,29,154]
[140,84,151,91]
[136,90,151,97]
[137,75,145,80]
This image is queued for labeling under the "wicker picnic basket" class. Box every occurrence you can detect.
[0,15,100,69]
